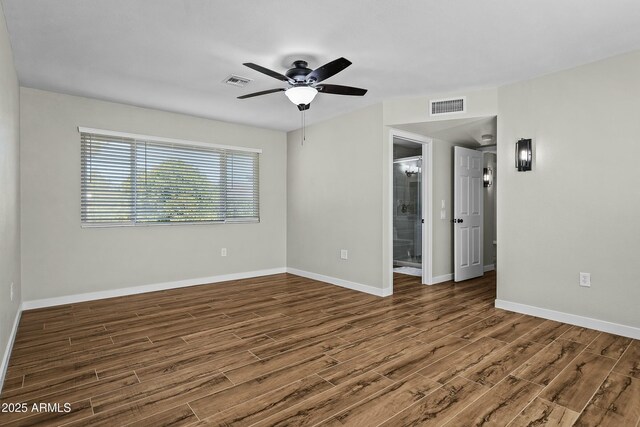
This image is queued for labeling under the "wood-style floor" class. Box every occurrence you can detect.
[1,272,639,426]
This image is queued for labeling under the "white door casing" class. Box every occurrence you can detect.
[454,146,483,281]
[420,142,432,286]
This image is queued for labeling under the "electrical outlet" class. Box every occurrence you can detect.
[340,249,348,260]
[221,248,227,257]
[579,272,591,287]
[10,282,14,301]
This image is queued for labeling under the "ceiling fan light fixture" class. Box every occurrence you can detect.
[285,86,318,105]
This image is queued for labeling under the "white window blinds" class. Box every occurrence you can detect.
[80,130,259,226]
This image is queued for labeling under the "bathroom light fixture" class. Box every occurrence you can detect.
[284,86,318,106]
[404,164,421,177]
[481,134,493,144]
[483,167,493,187]
[515,138,532,171]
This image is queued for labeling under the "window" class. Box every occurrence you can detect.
[80,128,260,226]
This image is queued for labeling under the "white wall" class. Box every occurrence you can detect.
[497,50,640,329]
[287,104,384,290]
[0,2,21,389]
[20,88,287,301]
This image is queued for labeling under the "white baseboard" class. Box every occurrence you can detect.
[432,274,453,284]
[22,268,287,310]
[495,299,640,340]
[287,268,391,297]
[484,264,495,272]
[0,306,22,393]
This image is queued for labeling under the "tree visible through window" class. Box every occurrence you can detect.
[80,131,259,226]
[135,159,220,223]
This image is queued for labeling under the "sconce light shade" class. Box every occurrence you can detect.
[483,167,493,187]
[515,138,532,171]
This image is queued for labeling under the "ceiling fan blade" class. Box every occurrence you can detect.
[297,104,310,111]
[317,84,367,96]
[237,88,285,99]
[243,63,293,83]
[306,57,352,83]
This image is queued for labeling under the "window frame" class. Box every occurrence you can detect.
[79,127,261,228]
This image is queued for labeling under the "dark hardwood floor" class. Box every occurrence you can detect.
[1,272,638,426]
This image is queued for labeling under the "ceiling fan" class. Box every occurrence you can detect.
[238,57,368,111]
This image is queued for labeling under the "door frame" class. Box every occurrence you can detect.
[387,129,433,293]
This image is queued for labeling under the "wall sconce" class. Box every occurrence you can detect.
[483,167,493,187]
[515,138,532,171]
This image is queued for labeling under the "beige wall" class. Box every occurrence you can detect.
[430,139,455,278]
[383,89,498,127]
[287,104,384,289]
[483,152,496,267]
[0,2,21,388]
[20,88,287,301]
[497,50,640,328]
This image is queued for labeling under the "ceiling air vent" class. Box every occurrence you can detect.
[223,75,252,87]
[430,96,466,116]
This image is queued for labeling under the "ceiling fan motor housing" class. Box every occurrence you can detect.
[286,61,313,83]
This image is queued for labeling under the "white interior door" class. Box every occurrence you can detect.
[454,146,483,282]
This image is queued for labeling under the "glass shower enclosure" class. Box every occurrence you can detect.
[393,156,422,268]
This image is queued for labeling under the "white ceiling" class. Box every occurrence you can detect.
[3,0,640,132]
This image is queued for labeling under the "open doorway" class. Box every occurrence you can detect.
[393,146,422,275]
[389,130,432,289]
[389,116,497,292]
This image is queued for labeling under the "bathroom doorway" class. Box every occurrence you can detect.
[393,155,422,272]
[391,134,432,284]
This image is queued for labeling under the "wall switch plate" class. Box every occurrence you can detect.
[10,282,14,301]
[340,249,348,260]
[440,210,446,220]
[221,248,227,257]
[579,272,591,287]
